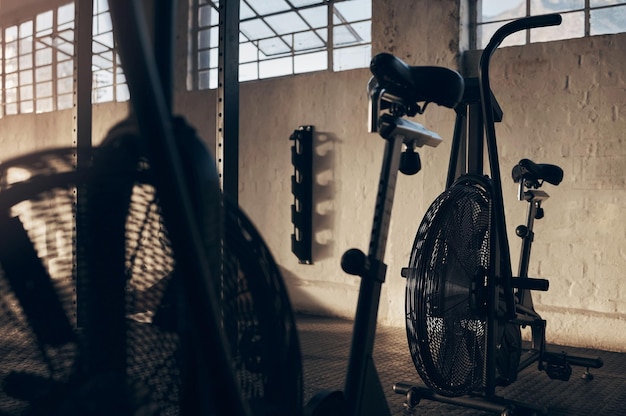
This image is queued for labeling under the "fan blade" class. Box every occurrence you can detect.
[0,214,75,347]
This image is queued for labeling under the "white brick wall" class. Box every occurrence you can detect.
[236,1,626,352]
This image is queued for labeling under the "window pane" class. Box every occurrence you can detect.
[5,26,18,42]
[591,0,626,5]
[19,54,33,70]
[58,61,73,77]
[116,84,130,102]
[5,74,18,89]
[36,97,53,113]
[94,0,109,14]
[259,56,292,78]
[258,37,291,56]
[93,86,113,103]
[37,11,53,33]
[334,0,371,23]
[480,0,525,23]
[294,30,325,50]
[239,62,259,81]
[333,44,370,71]
[36,81,53,98]
[20,85,33,100]
[198,27,219,49]
[333,22,370,46]
[5,88,18,103]
[240,2,256,20]
[20,100,34,113]
[265,12,309,35]
[240,42,259,63]
[295,50,327,73]
[6,59,18,75]
[35,48,53,66]
[5,41,18,59]
[198,49,211,69]
[201,5,219,26]
[299,6,327,28]
[20,37,33,54]
[531,0,584,13]
[478,20,525,48]
[241,19,276,40]
[20,21,33,38]
[93,13,112,35]
[531,11,584,41]
[247,0,291,15]
[198,69,217,89]
[20,70,33,85]
[288,0,324,6]
[36,65,53,82]
[58,77,73,94]
[591,5,626,35]
[6,103,19,115]
[58,3,75,25]
[57,93,73,110]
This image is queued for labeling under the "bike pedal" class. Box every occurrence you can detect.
[545,360,572,381]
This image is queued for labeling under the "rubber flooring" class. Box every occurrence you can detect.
[297,314,626,415]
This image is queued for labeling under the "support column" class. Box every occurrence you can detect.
[216,1,240,201]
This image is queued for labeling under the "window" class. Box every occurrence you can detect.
[92,0,128,103]
[0,0,128,118]
[476,0,626,49]
[1,4,75,117]
[187,0,372,90]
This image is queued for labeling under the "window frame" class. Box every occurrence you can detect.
[186,0,372,91]
[473,0,626,50]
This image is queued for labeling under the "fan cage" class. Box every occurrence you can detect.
[405,177,492,397]
[0,133,302,415]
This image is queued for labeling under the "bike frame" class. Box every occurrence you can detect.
[395,14,603,416]
[108,1,251,415]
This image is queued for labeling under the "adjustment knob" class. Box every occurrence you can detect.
[399,148,421,175]
[516,225,528,238]
[535,207,544,219]
[341,248,367,276]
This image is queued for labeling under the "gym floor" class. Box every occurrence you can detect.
[297,314,626,415]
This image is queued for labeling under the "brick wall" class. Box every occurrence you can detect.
[235,2,626,352]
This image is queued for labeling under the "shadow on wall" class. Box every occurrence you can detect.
[279,265,326,315]
[312,131,339,262]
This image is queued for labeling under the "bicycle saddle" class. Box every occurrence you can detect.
[512,158,563,186]
[370,52,464,109]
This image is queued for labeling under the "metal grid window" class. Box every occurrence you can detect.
[0,0,128,118]
[477,0,626,49]
[187,0,372,90]
[92,0,128,103]
[1,3,75,117]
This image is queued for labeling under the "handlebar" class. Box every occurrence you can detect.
[482,14,562,60]
[478,13,563,145]
[480,14,561,99]
[478,14,562,321]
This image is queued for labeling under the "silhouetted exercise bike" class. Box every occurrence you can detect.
[390,14,604,416]
[0,1,300,415]
[304,25,466,416]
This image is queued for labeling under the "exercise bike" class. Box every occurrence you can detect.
[390,14,604,416]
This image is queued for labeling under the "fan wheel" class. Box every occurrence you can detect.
[405,176,492,397]
[0,117,302,415]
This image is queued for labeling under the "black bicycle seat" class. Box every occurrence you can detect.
[370,52,464,109]
[512,159,563,186]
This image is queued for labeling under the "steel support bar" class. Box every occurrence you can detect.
[343,134,403,416]
[74,0,93,330]
[107,1,250,414]
[74,0,93,166]
[216,1,240,200]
